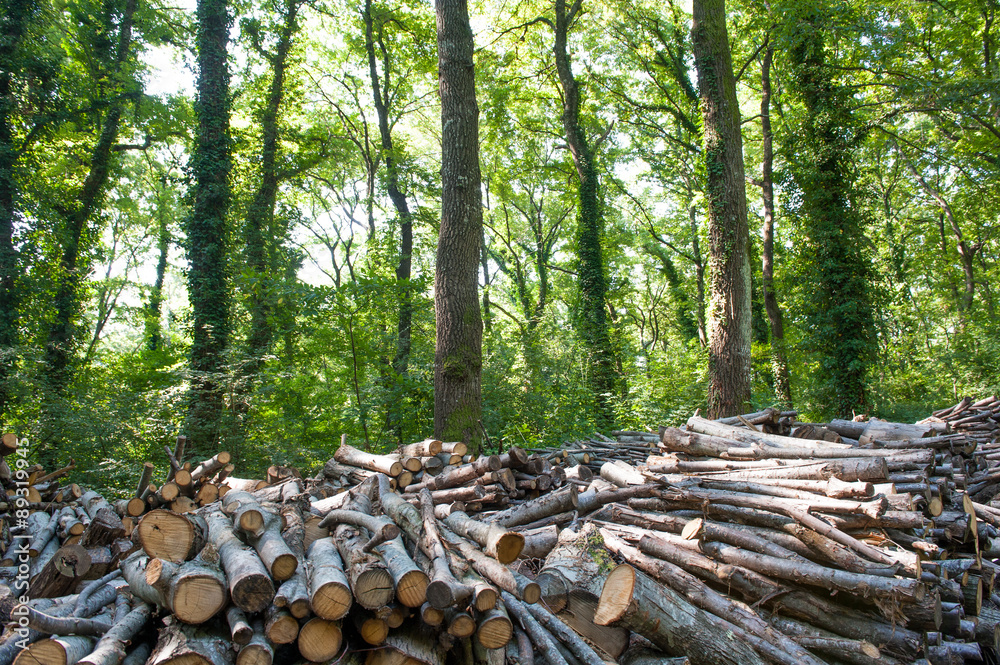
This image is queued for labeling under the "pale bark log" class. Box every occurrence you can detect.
[205,511,274,613]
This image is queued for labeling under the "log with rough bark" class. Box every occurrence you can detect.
[594,563,771,665]
[305,538,352,620]
[205,511,274,613]
[75,602,153,665]
[120,550,227,624]
[486,485,579,528]
[600,530,826,665]
[418,489,472,608]
[335,441,403,476]
[246,511,297,582]
[442,510,523,563]
[147,617,233,665]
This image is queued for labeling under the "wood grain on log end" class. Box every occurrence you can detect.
[593,564,634,626]
[14,635,94,665]
[296,618,342,662]
[311,579,352,621]
[395,569,430,609]
[475,609,513,649]
[138,510,201,563]
[235,644,271,665]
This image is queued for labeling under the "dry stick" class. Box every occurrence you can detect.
[523,601,605,665]
[73,570,122,617]
[418,488,473,608]
[76,602,153,665]
[663,487,899,565]
[600,530,826,665]
[205,511,274,613]
[24,606,111,636]
[634,533,923,659]
[500,592,570,665]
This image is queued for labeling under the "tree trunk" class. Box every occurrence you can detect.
[785,13,875,418]
[0,0,36,425]
[691,0,752,418]
[553,0,617,429]
[244,0,299,364]
[433,0,483,450]
[145,178,171,351]
[39,0,138,454]
[364,0,415,445]
[184,0,233,456]
[759,39,792,407]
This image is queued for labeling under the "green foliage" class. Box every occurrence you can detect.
[2,0,998,494]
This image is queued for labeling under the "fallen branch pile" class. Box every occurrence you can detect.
[3,399,1000,664]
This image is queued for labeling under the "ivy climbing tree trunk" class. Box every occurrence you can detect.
[364,0,415,444]
[691,0,752,418]
[0,0,37,425]
[145,176,171,352]
[42,0,138,403]
[244,0,301,373]
[759,39,792,407]
[785,9,876,418]
[434,0,483,451]
[553,0,617,429]
[185,0,232,457]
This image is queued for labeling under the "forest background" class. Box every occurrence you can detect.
[1,0,997,492]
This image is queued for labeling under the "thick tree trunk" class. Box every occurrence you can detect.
[184,0,232,456]
[433,0,483,450]
[759,40,792,406]
[691,0,751,418]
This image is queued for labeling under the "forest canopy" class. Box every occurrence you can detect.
[1,0,997,488]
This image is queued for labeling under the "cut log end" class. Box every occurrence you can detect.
[173,575,228,624]
[232,575,276,615]
[476,613,513,649]
[297,618,342,662]
[593,563,634,626]
[138,510,200,563]
[396,569,430,608]
[355,568,395,610]
[235,645,271,665]
[311,581,352,620]
[269,553,298,582]
[493,532,525,564]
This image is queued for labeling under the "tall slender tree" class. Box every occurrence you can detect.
[364,0,417,444]
[759,38,792,406]
[433,0,483,449]
[42,0,139,397]
[691,0,752,418]
[185,0,232,456]
[552,0,617,429]
[244,0,303,372]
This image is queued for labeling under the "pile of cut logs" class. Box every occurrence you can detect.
[4,399,1000,665]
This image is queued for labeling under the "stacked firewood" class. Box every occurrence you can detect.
[4,436,612,665]
[8,399,1000,665]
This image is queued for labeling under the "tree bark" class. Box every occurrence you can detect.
[759,39,792,406]
[553,0,617,428]
[691,0,752,418]
[184,0,233,456]
[433,0,483,450]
